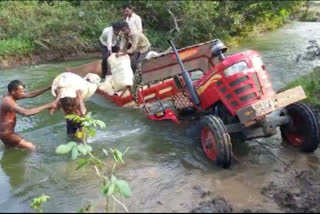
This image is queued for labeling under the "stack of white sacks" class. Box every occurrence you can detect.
[85,53,134,96]
[52,51,161,99]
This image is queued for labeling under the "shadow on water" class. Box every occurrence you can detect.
[0,149,29,189]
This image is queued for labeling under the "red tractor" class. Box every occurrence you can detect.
[67,39,320,168]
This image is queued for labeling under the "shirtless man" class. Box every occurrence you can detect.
[49,89,87,136]
[0,80,57,151]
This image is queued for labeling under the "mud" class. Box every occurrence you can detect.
[191,105,320,213]
[261,170,320,213]
[191,186,233,213]
[191,161,320,213]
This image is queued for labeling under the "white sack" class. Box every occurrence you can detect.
[84,73,102,85]
[107,53,134,92]
[145,51,159,60]
[52,72,98,101]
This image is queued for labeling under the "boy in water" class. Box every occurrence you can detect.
[49,89,87,136]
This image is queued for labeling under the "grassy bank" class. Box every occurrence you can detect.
[0,1,307,67]
[284,66,320,107]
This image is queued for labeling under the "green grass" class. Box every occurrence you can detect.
[284,67,320,107]
[0,39,34,59]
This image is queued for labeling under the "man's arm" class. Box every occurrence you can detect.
[107,28,113,53]
[23,86,51,98]
[10,101,56,116]
[49,87,62,115]
[126,34,139,54]
[99,28,108,47]
[49,101,61,115]
[76,90,87,116]
[117,34,138,57]
[119,35,128,53]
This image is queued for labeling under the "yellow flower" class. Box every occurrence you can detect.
[75,131,84,140]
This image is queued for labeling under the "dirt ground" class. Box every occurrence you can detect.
[191,105,320,213]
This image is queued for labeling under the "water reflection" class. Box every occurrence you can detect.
[0,149,29,189]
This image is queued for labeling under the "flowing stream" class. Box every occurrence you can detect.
[0,21,320,212]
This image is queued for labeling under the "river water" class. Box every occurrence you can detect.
[0,21,320,212]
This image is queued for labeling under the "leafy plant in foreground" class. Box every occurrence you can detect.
[55,112,131,212]
[30,194,50,213]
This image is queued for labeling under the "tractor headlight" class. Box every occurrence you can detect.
[224,61,248,77]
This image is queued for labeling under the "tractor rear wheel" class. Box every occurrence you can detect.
[280,102,319,152]
[200,115,232,168]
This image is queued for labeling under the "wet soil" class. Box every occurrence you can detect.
[261,170,320,213]
[191,104,320,213]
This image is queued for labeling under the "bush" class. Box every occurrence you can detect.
[0,39,33,58]
[0,1,308,59]
[284,67,320,107]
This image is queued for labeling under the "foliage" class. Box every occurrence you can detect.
[0,1,119,58]
[0,1,308,59]
[0,39,33,59]
[30,194,50,213]
[55,112,131,212]
[284,66,320,107]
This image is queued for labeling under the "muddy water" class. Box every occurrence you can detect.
[1,21,320,212]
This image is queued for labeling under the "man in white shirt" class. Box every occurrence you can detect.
[99,22,121,78]
[122,4,143,34]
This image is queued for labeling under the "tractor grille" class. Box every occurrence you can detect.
[240,92,256,102]
[218,73,263,108]
[229,76,249,87]
[234,85,253,94]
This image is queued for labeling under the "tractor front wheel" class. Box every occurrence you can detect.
[200,115,232,168]
[280,103,319,152]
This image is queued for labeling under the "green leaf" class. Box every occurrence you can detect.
[112,149,124,163]
[71,147,79,160]
[101,182,111,195]
[56,142,77,154]
[115,180,131,198]
[84,144,92,153]
[77,144,88,155]
[107,183,115,196]
[111,175,117,183]
[65,114,77,120]
[88,128,96,137]
[82,121,90,127]
[76,158,90,170]
[95,120,106,129]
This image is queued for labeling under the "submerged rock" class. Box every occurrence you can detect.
[297,40,320,62]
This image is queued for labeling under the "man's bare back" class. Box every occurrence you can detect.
[0,80,56,151]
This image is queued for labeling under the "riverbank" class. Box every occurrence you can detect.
[0,51,101,69]
[191,169,320,213]
[284,66,320,108]
[0,1,307,69]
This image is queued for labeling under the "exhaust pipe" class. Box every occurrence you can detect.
[168,40,201,106]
